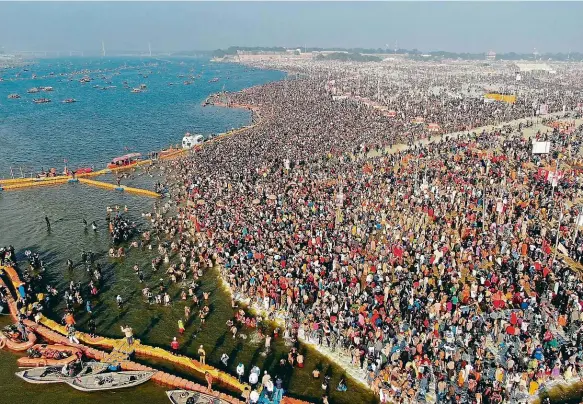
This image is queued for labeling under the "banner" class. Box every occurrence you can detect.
[516,74,522,81]
[484,93,516,104]
[387,110,397,117]
[547,170,563,186]
[532,141,550,154]
[428,123,440,132]
[413,117,425,124]
[538,104,549,115]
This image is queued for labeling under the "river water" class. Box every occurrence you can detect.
[0,58,376,404]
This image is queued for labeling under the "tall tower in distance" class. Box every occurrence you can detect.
[486,50,496,61]
[101,41,106,57]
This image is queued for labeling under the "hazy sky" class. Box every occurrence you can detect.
[1,2,582,54]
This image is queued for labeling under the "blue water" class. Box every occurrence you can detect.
[0,57,284,176]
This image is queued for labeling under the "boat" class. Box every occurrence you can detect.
[183,81,192,85]
[16,362,109,385]
[33,98,51,104]
[0,327,38,352]
[139,84,147,89]
[166,390,231,404]
[73,167,93,175]
[66,371,155,392]
[41,86,54,92]
[209,78,219,83]
[8,94,20,99]
[182,133,204,149]
[62,98,77,103]
[131,88,142,93]
[107,153,141,169]
[17,344,81,368]
[27,87,40,93]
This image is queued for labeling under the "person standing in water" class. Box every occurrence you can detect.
[45,216,51,230]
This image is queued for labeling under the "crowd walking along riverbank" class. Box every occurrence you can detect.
[3,55,583,404]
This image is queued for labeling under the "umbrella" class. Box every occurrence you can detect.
[216,200,225,207]
[268,194,277,200]
[252,198,260,205]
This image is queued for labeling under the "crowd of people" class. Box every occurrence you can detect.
[149,64,583,403]
[4,59,583,404]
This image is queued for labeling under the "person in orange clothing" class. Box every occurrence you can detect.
[64,312,75,326]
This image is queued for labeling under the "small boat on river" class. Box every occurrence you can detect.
[16,362,108,384]
[17,344,81,368]
[166,390,231,404]
[0,326,37,352]
[66,370,155,392]
[107,152,141,170]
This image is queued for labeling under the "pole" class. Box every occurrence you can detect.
[553,203,563,264]
[550,155,560,213]
[573,205,582,244]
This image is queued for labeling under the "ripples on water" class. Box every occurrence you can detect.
[0,57,284,175]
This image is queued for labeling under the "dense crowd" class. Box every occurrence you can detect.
[4,60,583,404]
[138,65,583,404]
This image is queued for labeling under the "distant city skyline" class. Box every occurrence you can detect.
[1,2,582,54]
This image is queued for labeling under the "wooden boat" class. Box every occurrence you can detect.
[15,362,109,384]
[166,390,231,404]
[0,328,37,352]
[66,370,155,392]
[17,344,81,368]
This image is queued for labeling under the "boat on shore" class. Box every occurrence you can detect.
[182,133,204,149]
[33,98,51,104]
[66,370,155,392]
[166,390,231,404]
[16,362,109,384]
